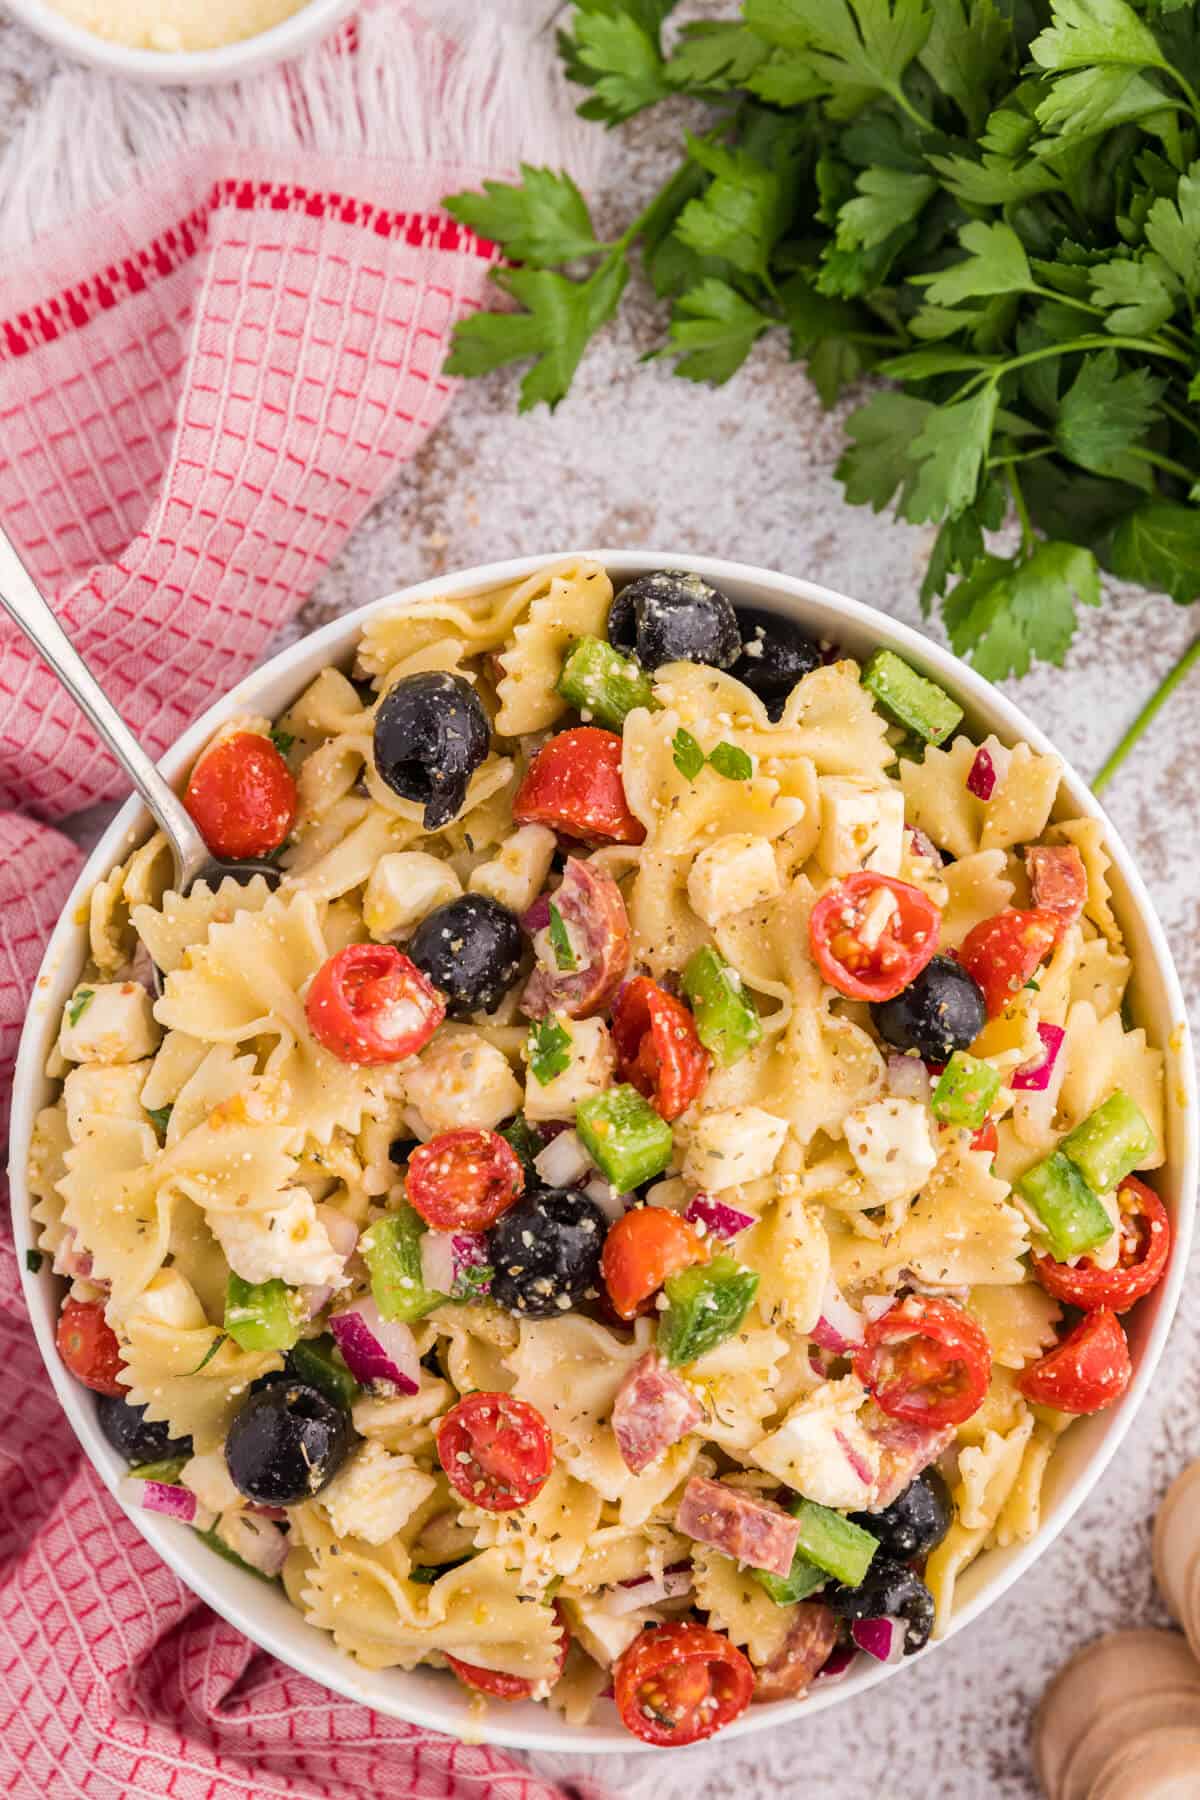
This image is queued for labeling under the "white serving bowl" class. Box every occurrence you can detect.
[3,0,354,84]
[10,550,1196,1753]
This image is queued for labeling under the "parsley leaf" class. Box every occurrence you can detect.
[559,2,675,123]
[672,727,706,780]
[675,136,794,279]
[444,166,601,265]
[666,21,771,89]
[904,387,999,523]
[708,742,753,780]
[528,1017,573,1086]
[66,989,94,1028]
[836,391,934,511]
[918,220,1031,307]
[744,0,934,113]
[944,541,1101,676]
[269,728,294,756]
[666,279,774,383]
[836,168,936,252]
[1090,255,1179,333]
[1029,0,1167,79]
[1105,501,1200,602]
[1055,350,1165,484]
[918,0,1011,135]
[1144,163,1200,300]
[548,902,578,971]
[146,1103,174,1139]
[446,259,629,412]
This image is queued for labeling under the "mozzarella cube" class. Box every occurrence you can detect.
[59,981,159,1065]
[683,1105,788,1191]
[523,1016,616,1123]
[182,1450,245,1515]
[319,1442,437,1545]
[212,1189,347,1288]
[752,1376,881,1511]
[469,825,557,916]
[844,1096,937,1204]
[817,779,905,878]
[686,833,781,927]
[363,852,461,940]
[125,1268,207,1332]
[62,1061,150,1143]
[567,1599,660,1669]
[402,1029,522,1137]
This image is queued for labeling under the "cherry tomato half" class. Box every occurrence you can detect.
[612,976,710,1121]
[1025,845,1087,930]
[56,1298,126,1396]
[184,731,297,861]
[447,1603,569,1700]
[601,1207,707,1321]
[853,1293,991,1429]
[1018,1307,1132,1415]
[1033,1176,1170,1315]
[436,1393,553,1513]
[971,1118,999,1158]
[614,1621,754,1747]
[809,872,941,1004]
[513,727,645,846]
[306,943,445,1065]
[957,908,1060,1018]
[406,1129,524,1233]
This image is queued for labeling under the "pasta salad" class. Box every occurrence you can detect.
[31,559,1169,1747]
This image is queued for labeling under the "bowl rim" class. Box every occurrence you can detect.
[3,0,354,85]
[10,547,1197,1755]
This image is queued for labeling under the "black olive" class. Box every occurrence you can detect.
[96,1393,193,1467]
[390,1133,420,1165]
[373,671,490,832]
[224,1379,352,1506]
[487,1187,607,1318]
[826,1555,936,1654]
[871,955,987,1063]
[851,1471,952,1561]
[730,605,821,719]
[608,571,741,672]
[406,894,523,1017]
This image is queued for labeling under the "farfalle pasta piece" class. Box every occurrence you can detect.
[690,1543,794,1666]
[566,1522,692,1595]
[993,1412,1073,1549]
[353,1369,456,1456]
[1050,816,1122,948]
[494,559,613,735]
[355,573,541,684]
[430,1301,519,1396]
[1068,936,1132,1019]
[132,875,274,977]
[938,849,1016,950]
[955,1414,1035,1530]
[775,661,895,779]
[57,1115,163,1317]
[687,1321,790,1453]
[622,705,807,855]
[1056,1001,1164,1164]
[980,743,1061,851]
[465,1463,604,1589]
[739,1195,830,1336]
[29,1104,73,1267]
[966,1283,1062,1370]
[119,1272,282,1451]
[89,831,172,973]
[899,736,982,860]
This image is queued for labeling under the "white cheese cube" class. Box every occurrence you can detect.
[62,1061,149,1143]
[182,1450,245,1515]
[683,1105,787,1191]
[752,1376,881,1510]
[363,852,462,940]
[686,833,781,927]
[319,1442,437,1545]
[124,1268,207,1332]
[59,981,159,1066]
[402,1029,523,1137]
[817,779,905,878]
[523,1016,616,1123]
[844,1096,937,1204]
[567,1599,661,1669]
[469,825,556,916]
[212,1189,347,1288]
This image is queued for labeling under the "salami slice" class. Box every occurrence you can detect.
[862,1404,954,1512]
[612,1352,705,1474]
[676,1475,801,1578]
[522,857,631,1020]
[1025,844,1087,928]
[753,1603,840,1699]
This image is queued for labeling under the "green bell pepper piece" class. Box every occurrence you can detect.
[658,1254,759,1367]
[557,635,657,729]
[224,1274,302,1353]
[288,1334,361,1408]
[932,1052,1001,1130]
[1017,1151,1114,1261]
[755,1554,828,1607]
[862,648,963,746]
[128,1456,188,1484]
[576,1084,674,1190]
[363,1205,444,1323]
[1060,1090,1157,1195]
[682,946,762,1067]
[753,1498,878,1604]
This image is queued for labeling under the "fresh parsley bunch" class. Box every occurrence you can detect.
[444,0,1200,693]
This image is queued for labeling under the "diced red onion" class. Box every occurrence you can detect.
[966,746,997,800]
[120,1476,213,1529]
[813,1643,857,1685]
[851,1616,907,1664]
[834,1429,875,1489]
[535,1128,593,1189]
[583,1176,630,1223]
[329,1297,420,1394]
[521,895,552,934]
[885,1054,932,1104]
[218,1511,289,1578]
[861,1294,896,1323]
[420,1230,491,1298]
[906,827,943,867]
[683,1194,755,1242]
[299,1284,334,1321]
[1011,1022,1066,1093]
[602,1564,694,1615]
[811,1277,866,1352]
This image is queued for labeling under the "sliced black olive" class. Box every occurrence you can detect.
[96,1393,193,1467]
[851,1471,952,1561]
[224,1379,352,1505]
[826,1555,936,1653]
[871,955,987,1064]
[406,893,523,1017]
[373,671,490,832]
[730,605,822,720]
[487,1187,607,1318]
[608,571,741,672]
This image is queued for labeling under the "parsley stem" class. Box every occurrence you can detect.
[1161,398,1200,445]
[1124,445,1195,484]
[956,332,1192,402]
[1008,466,1034,555]
[1029,284,1104,320]
[1092,635,1200,794]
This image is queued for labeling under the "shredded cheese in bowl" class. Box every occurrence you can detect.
[41,0,306,51]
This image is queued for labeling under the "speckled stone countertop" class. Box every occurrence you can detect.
[3,9,1199,1797]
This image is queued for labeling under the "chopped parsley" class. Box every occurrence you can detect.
[25,1249,43,1274]
[527,1015,572,1085]
[269,728,295,756]
[66,989,94,1027]
[187,1332,227,1375]
[547,901,577,971]
[146,1103,173,1139]
[671,727,705,781]
[708,740,752,781]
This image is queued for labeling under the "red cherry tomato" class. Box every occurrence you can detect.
[614,1621,754,1747]
[1018,1307,1132,1415]
[447,1603,569,1700]
[1025,845,1087,930]
[513,727,645,845]
[406,1129,524,1232]
[612,976,710,1121]
[436,1393,553,1513]
[306,943,445,1064]
[56,1298,126,1396]
[958,908,1060,1018]
[809,873,941,1003]
[971,1118,999,1158]
[1033,1176,1170,1315]
[601,1207,708,1321]
[853,1293,991,1429]
[184,731,297,861]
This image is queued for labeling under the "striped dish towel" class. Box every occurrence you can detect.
[0,10,602,1796]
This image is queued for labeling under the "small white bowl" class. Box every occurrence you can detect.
[4,0,354,84]
[9,550,1196,1753]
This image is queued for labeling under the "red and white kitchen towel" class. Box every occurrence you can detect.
[0,8,604,1795]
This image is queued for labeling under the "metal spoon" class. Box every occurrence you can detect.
[0,521,281,897]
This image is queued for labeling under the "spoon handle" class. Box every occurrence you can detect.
[0,522,209,890]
